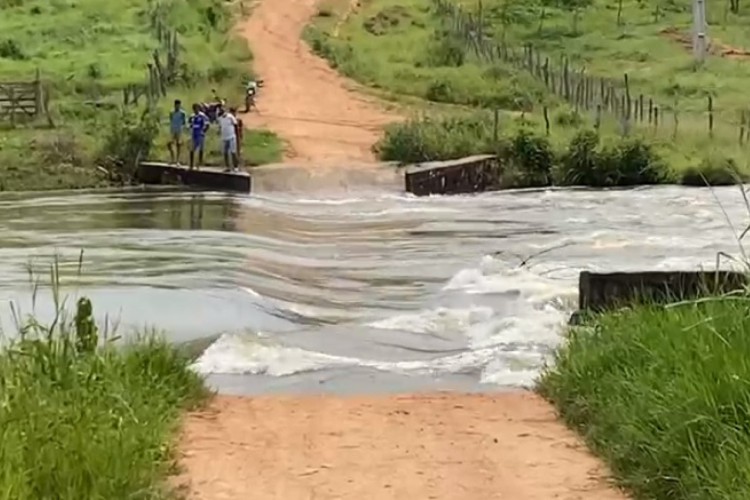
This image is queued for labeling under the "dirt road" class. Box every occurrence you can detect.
[178,392,627,500]
[177,3,628,498]
[237,0,399,163]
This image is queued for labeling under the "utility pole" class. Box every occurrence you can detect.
[693,0,708,63]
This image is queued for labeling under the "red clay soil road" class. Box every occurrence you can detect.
[177,2,629,498]
[177,392,628,499]
[237,0,399,163]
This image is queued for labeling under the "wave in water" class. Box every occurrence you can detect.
[192,254,575,387]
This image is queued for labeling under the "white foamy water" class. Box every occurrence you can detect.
[193,254,572,386]
[0,183,747,394]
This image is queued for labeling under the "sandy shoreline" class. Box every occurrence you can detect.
[176,391,627,499]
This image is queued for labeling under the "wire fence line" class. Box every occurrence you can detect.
[433,0,750,145]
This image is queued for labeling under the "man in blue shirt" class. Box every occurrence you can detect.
[188,103,209,170]
[168,99,187,165]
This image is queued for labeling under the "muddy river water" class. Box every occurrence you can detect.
[0,181,746,395]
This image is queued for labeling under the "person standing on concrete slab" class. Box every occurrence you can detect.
[168,99,187,165]
[188,103,209,171]
[217,105,239,172]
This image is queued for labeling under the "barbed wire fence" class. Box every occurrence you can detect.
[432,0,750,145]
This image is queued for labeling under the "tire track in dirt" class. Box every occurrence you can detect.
[237,0,400,163]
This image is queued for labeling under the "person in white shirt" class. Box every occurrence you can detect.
[216,105,239,172]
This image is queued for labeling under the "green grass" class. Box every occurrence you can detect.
[539,297,750,499]
[0,263,208,498]
[305,0,750,180]
[0,0,282,191]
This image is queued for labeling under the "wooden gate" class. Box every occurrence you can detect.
[0,74,43,126]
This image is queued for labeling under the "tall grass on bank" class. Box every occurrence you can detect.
[539,298,750,500]
[0,262,206,499]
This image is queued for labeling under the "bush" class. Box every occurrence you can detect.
[539,299,750,500]
[554,106,585,127]
[680,152,745,186]
[97,108,159,183]
[553,130,668,186]
[0,37,26,60]
[499,128,555,187]
[423,30,465,67]
[376,114,494,163]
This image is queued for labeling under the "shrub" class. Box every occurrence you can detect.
[554,106,585,127]
[553,130,668,186]
[0,38,26,60]
[552,129,599,185]
[376,114,494,163]
[499,128,555,187]
[97,108,159,183]
[607,136,668,185]
[423,29,465,67]
[680,152,745,186]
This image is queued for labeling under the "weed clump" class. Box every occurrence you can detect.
[680,152,746,186]
[499,128,555,187]
[96,108,160,184]
[553,129,669,186]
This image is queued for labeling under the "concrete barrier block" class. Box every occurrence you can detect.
[404,155,500,196]
[136,162,252,193]
[569,270,748,324]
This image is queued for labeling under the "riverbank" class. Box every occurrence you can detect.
[540,298,750,499]
[0,292,207,498]
[0,0,282,192]
[304,0,750,187]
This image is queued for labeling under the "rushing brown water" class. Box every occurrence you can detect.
[0,184,745,394]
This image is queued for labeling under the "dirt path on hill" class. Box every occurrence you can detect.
[177,392,628,500]
[236,0,399,163]
[660,26,750,60]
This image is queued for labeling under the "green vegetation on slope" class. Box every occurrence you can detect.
[305,0,749,185]
[0,269,207,498]
[0,0,281,191]
[539,298,750,499]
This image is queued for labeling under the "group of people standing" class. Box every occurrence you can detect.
[167,99,243,172]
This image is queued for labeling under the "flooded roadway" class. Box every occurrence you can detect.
[0,178,745,394]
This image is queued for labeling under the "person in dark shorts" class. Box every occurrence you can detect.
[167,100,187,165]
[188,103,209,170]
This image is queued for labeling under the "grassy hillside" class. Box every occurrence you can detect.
[305,0,750,181]
[0,0,281,191]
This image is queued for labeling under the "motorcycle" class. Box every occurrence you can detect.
[244,78,264,113]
